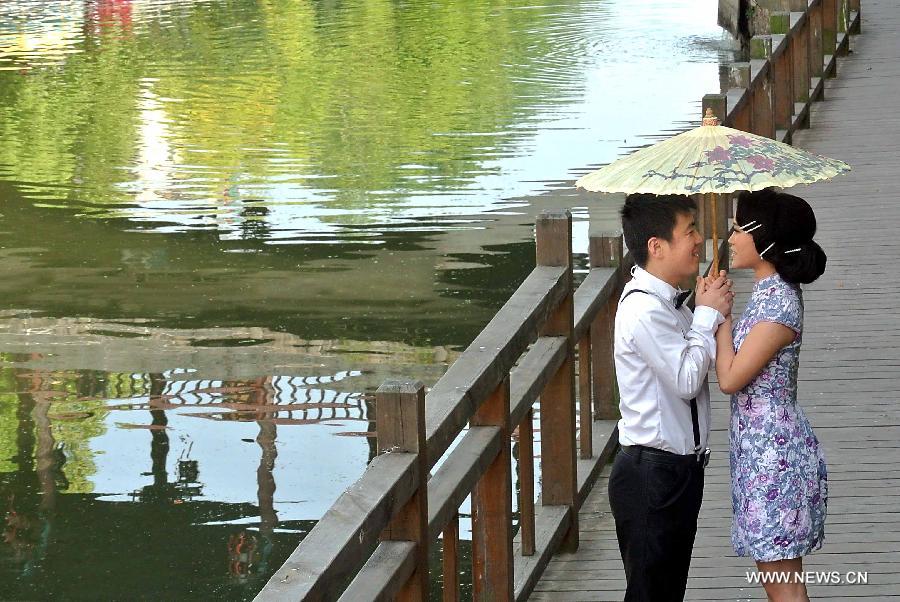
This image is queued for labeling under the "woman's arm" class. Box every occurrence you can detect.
[716,320,795,394]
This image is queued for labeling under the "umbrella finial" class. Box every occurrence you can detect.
[702,108,720,126]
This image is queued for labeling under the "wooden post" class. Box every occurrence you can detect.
[702,93,727,124]
[376,380,429,601]
[536,210,578,552]
[835,0,850,55]
[518,410,536,556]
[750,36,776,139]
[822,0,837,70]
[728,63,752,133]
[588,233,623,421]
[792,12,811,106]
[471,376,513,601]
[442,515,460,602]
[848,0,861,34]
[808,0,824,80]
[770,16,794,137]
[578,334,592,459]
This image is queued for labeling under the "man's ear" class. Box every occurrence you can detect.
[647,236,663,260]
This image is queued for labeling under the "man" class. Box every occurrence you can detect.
[608,193,733,601]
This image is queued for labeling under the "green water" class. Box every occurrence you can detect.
[0,0,733,598]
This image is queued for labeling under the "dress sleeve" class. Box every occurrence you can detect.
[753,284,802,336]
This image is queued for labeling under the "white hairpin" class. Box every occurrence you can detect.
[737,220,763,234]
[759,242,775,258]
[784,247,802,254]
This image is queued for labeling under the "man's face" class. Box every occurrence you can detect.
[657,211,703,280]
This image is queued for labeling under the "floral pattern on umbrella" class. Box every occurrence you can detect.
[640,134,850,194]
[575,123,850,196]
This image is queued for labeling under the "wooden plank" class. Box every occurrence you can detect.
[338,541,416,602]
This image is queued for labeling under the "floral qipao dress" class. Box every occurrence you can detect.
[730,273,828,561]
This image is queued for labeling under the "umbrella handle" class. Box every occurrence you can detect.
[711,193,719,275]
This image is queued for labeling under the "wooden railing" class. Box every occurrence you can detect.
[254,1,861,599]
[255,211,629,601]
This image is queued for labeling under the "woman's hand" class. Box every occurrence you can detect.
[696,270,735,317]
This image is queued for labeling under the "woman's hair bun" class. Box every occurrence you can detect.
[775,240,827,284]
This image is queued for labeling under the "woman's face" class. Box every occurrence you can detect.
[729,221,760,270]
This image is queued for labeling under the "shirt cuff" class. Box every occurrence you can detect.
[694,305,725,330]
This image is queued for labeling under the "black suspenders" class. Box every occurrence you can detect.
[621,288,707,464]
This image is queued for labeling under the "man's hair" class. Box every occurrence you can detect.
[620,193,696,267]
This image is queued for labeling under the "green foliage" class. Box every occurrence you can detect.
[0,0,588,220]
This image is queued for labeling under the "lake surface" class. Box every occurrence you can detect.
[0,0,735,598]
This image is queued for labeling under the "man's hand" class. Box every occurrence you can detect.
[695,270,734,316]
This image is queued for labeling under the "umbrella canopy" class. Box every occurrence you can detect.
[576,110,850,195]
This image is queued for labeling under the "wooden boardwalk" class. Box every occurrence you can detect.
[532,2,900,600]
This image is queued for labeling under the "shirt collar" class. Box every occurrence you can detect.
[631,266,686,306]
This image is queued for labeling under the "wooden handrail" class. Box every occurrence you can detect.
[423,264,569,469]
[255,2,862,598]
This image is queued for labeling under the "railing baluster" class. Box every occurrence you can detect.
[578,333,593,459]
[442,513,460,602]
[519,409,536,556]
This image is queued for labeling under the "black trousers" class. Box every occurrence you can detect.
[608,446,705,602]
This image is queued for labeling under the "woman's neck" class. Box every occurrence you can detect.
[753,261,777,282]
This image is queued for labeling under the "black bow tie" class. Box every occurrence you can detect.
[674,290,692,309]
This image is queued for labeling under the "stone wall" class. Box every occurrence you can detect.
[719,0,795,41]
[718,0,744,39]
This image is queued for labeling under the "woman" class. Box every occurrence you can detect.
[714,188,828,602]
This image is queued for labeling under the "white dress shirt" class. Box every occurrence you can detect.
[614,267,724,454]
